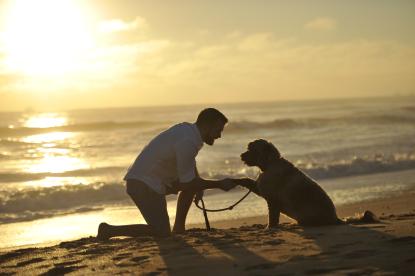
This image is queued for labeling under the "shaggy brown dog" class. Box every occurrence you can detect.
[235,139,376,228]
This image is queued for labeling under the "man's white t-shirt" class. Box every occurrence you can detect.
[124,122,203,194]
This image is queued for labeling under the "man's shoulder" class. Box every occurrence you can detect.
[156,122,202,149]
[171,122,192,130]
[169,122,195,136]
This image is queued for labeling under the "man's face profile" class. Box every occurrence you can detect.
[205,121,225,146]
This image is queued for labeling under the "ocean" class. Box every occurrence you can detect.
[1,96,415,249]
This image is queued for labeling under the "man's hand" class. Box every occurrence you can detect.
[219,178,237,191]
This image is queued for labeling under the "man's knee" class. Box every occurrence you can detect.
[126,180,143,196]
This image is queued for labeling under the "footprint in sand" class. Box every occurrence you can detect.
[114,262,134,268]
[114,256,150,267]
[387,236,415,243]
[306,267,377,275]
[305,267,350,274]
[318,250,339,256]
[79,246,114,255]
[330,241,360,249]
[0,252,23,264]
[130,256,150,264]
[343,249,378,259]
[244,262,277,271]
[264,239,283,245]
[16,257,45,267]
[40,265,86,276]
[58,237,95,249]
[145,272,162,276]
[0,248,37,264]
[112,252,132,261]
[53,260,82,267]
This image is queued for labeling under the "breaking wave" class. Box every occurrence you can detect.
[225,114,415,133]
[302,155,415,180]
[0,121,168,137]
[0,182,126,213]
[0,152,414,224]
[0,182,127,224]
[1,114,414,137]
[0,166,125,183]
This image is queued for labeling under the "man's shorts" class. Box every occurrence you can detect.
[126,179,171,236]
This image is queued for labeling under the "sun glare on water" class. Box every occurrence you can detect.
[20,113,89,176]
[27,155,89,174]
[2,0,94,77]
[23,113,68,128]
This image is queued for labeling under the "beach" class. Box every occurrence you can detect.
[1,97,415,274]
[1,0,414,274]
[1,190,414,275]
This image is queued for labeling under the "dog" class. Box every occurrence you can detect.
[235,139,377,228]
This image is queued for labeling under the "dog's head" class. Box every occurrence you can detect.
[240,139,281,169]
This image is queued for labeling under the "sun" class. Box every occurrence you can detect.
[2,0,94,77]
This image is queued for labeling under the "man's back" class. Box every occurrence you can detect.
[124,122,203,194]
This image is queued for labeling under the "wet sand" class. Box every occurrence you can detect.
[1,191,414,275]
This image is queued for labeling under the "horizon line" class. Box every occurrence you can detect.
[1,93,414,114]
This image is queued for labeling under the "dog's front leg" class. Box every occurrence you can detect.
[266,200,280,229]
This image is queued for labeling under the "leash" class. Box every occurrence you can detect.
[199,197,211,231]
[194,189,252,231]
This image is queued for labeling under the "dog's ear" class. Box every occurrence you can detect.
[267,142,281,159]
[257,141,281,167]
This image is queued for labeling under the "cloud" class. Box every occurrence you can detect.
[304,17,337,31]
[141,32,415,104]
[1,18,415,110]
[0,14,169,95]
[98,17,147,33]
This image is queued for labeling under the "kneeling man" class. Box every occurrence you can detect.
[97,108,235,239]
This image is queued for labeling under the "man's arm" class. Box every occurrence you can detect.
[175,177,234,192]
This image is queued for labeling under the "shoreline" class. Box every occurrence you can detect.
[1,191,414,275]
[0,184,414,253]
[188,188,415,230]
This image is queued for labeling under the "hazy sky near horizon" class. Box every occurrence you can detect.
[0,0,414,111]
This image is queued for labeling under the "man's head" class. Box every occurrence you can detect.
[196,108,228,146]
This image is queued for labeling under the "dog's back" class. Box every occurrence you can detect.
[264,158,339,226]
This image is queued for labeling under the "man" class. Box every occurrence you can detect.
[97,108,235,239]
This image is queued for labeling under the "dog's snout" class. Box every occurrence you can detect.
[240,151,249,161]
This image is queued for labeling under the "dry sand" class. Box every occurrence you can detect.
[1,191,414,275]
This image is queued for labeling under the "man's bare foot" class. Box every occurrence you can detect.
[97,222,111,241]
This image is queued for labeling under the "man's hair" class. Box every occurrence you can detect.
[196,108,228,126]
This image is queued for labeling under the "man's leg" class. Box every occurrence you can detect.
[97,222,153,240]
[97,180,171,240]
[172,189,197,233]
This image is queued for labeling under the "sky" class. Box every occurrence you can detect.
[0,0,414,111]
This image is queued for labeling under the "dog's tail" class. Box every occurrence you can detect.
[337,210,380,225]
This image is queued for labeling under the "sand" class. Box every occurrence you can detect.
[1,191,414,275]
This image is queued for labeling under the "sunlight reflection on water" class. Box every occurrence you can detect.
[18,115,89,176]
[24,177,91,188]
[23,113,68,128]
[22,132,73,143]
[25,155,89,174]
